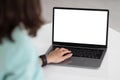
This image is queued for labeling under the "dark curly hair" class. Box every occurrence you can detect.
[0,0,44,43]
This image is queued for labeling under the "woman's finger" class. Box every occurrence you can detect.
[55,48,59,51]
[60,50,71,55]
[62,53,72,61]
[59,48,68,51]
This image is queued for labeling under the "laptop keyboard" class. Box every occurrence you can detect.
[53,46,103,59]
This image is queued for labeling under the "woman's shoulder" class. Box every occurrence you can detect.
[0,26,35,70]
[0,27,43,80]
[0,26,33,60]
[0,26,31,48]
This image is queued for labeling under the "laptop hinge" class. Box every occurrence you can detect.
[53,42,107,49]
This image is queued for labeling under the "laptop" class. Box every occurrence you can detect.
[46,7,109,68]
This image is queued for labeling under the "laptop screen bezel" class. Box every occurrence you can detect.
[52,7,109,48]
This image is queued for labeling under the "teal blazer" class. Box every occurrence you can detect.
[0,27,43,80]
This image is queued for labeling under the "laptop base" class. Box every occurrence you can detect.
[45,45,106,68]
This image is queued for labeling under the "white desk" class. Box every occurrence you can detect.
[31,23,120,80]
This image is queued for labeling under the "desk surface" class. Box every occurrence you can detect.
[31,23,120,80]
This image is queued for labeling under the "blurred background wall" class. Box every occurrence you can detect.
[41,0,120,33]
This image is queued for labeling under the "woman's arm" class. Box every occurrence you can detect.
[39,48,72,66]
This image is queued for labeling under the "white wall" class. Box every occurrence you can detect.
[41,0,120,33]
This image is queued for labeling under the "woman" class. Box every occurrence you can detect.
[0,0,72,80]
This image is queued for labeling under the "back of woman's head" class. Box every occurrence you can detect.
[0,0,44,43]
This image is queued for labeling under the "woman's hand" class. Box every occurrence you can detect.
[46,48,72,64]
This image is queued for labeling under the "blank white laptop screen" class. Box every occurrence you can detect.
[54,9,108,45]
